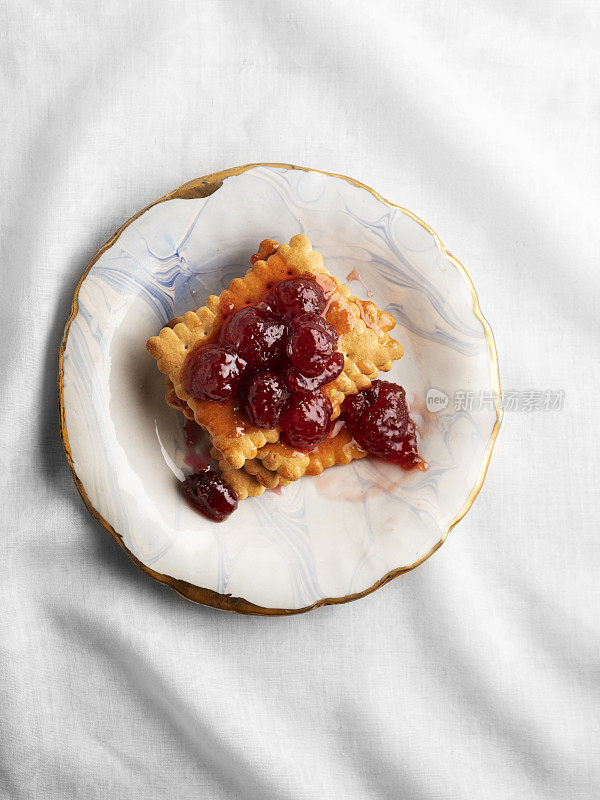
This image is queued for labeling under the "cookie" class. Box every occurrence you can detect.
[209,447,266,500]
[254,424,367,482]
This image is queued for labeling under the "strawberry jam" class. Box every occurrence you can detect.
[280,392,333,449]
[183,471,238,521]
[343,381,422,469]
[185,276,340,452]
[185,345,245,402]
[222,307,287,370]
[268,277,326,319]
[283,351,344,393]
[244,371,289,429]
[286,314,338,376]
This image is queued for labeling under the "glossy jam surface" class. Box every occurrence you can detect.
[283,351,344,393]
[286,314,338,376]
[244,371,289,429]
[185,276,341,452]
[222,307,287,370]
[267,278,327,319]
[179,271,424,522]
[183,419,213,473]
[280,392,333,449]
[185,345,245,402]
[183,471,238,521]
[344,380,422,469]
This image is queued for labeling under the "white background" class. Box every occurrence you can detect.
[1,1,599,798]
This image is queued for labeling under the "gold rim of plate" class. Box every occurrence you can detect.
[58,162,503,616]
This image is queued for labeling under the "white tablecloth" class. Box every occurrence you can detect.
[2,1,599,797]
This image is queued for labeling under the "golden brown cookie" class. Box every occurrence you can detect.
[243,458,292,489]
[254,425,367,482]
[209,447,266,501]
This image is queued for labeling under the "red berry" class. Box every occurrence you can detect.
[254,298,276,315]
[344,381,421,468]
[266,278,326,319]
[245,371,289,429]
[223,307,287,369]
[286,313,338,377]
[343,390,367,419]
[283,351,344,392]
[293,312,338,343]
[280,392,333,450]
[183,471,238,521]
[186,345,245,401]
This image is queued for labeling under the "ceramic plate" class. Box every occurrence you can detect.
[59,163,502,614]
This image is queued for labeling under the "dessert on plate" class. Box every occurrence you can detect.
[147,234,424,521]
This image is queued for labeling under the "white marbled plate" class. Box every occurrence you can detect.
[60,164,502,613]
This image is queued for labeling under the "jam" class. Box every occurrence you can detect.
[183,419,214,473]
[185,345,245,402]
[183,471,238,521]
[280,392,333,450]
[343,380,422,469]
[244,371,289,429]
[286,313,338,376]
[185,276,342,452]
[283,352,344,393]
[182,421,237,521]
[267,277,326,319]
[221,307,287,370]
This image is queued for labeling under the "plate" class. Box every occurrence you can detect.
[59,163,502,614]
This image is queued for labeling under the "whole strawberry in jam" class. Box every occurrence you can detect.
[266,277,326,319]
[280,392,333,449]
[286,313,338,377]
[222,307,288,370]
[244,371,289,429]
[343,381,422,469]
[185,345,245,402]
